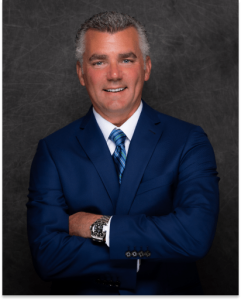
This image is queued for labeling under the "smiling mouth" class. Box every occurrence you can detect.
[103,87,127,93]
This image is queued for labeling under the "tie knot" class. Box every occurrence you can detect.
[109,128,126,146]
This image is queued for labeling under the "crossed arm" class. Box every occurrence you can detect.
[69,211,102,238]
[27,126,219,281]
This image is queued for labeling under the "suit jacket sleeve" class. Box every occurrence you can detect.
[27,139,136,284]
[109,126,220,262]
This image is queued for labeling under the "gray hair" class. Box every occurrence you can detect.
[75,11,150,69]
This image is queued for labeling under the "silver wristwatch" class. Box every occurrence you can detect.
[90,215,111,243]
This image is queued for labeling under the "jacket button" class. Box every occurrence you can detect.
[138,250,144,257]
[131,251,138,257]
[114,281,120,288]
[125,251,131,258]
[144,250,151,257]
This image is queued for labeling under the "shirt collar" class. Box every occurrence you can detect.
[93,101,143,142]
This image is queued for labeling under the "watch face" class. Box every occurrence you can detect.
[95,232,104,237]
[91,217,109,242]
[94,224,103,233]
[95,225,103,233]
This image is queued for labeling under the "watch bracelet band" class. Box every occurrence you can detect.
[90,215,111,242]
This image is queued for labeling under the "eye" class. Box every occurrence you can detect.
[93,61,103,66]
[123,59,131,63]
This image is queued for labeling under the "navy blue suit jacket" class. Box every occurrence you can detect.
[27,101,219,295]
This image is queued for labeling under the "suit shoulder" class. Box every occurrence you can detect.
[159,112,200,131]
[144,102,200,132]
[42,117,84,146]
[147,106,202,137]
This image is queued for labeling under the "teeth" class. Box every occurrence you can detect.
[105,87,126,92]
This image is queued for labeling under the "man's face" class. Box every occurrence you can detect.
[76,27,151,125]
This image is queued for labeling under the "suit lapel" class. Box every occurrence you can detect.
[76,107,119,207]
[115,102,164,215]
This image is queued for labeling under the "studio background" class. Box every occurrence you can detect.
[3,0,238,295]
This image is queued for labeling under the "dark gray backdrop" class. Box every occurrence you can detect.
[3,0,238,295]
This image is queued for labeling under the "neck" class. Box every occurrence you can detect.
[94,101,141,127]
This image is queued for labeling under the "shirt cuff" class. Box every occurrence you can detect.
[103,216,112,247]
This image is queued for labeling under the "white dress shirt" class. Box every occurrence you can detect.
[93,101,143,272]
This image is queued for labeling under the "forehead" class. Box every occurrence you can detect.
[84,27,141,56]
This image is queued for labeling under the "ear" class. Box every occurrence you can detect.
[144,56,152,81]
[76,61,85,86]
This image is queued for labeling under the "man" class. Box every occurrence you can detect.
[27,11,219,295]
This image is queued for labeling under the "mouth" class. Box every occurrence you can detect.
[103,87,127,93]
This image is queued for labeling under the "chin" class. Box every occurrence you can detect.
[107,101,129,112]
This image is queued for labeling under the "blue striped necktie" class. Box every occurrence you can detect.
[109,128,127,184]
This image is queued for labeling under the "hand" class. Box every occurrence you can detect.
[69,212,102,238]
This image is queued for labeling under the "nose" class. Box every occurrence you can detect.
[106,61,122,81]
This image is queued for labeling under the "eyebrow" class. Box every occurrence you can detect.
[119,52,137,59]
[89,52,137,62]
[89,54,107,62]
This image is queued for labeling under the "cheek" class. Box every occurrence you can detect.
[126,68,144,85]
[85,69,104,89]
